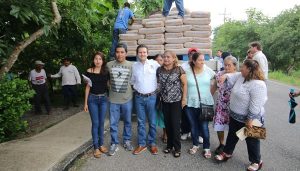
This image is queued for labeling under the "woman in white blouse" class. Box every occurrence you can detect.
[215,59,267,171]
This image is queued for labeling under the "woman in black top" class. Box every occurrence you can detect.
[84,52,109,158]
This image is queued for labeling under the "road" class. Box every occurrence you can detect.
[74,80,300,171]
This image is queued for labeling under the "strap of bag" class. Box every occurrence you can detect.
[191,66,202,105]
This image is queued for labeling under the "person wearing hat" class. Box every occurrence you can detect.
[29,60,51,115]
[50,57,81,110]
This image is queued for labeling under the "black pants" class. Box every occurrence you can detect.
[162,101,182,152]
[32,84,51,113]
[224,117,261,163]
[181,106,191,134]
[62,85,77,107]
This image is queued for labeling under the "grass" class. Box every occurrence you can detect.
[269,70,300,87]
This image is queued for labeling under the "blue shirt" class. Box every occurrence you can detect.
[114,7,134,30]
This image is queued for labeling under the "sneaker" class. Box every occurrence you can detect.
[199,136,203,144]
[203,149,212,159]
[108,144,119,156]
[189,145,199,154]
[123,141,133,151]
[181,133,189,140]
[133,146,147,155]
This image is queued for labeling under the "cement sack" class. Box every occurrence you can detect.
[192,25,211,31]
[165,37,193,44]
[127,51,136,56]
[128,24,143,30]
[171,7,191,14]
[165,32,183,39]
[138,38,165,45]
[126,30,139,34]
[119,40,137,46]
[127,45,138,51]
[192,38,211,43]
[184,42,212,49]
[148,50,165,56]
[169,10,178,16]
[139,27,165,34]
[184,31,211,38]
[183,18,211,25]
[166,14,191,19]
[165,44,184,49]
[199,49,212,56]
[145,21,164,28]
[119,34,145,41]
[147,45,165,50]
[191,11,211,18]
[165,25,192,33]
[164,48,189,55]
[133,18,143,24]
[146,34,164,39]
[165,19,183,26]
[149,14,164,18]
[142,18,165,25]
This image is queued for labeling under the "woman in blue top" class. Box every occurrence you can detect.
[185,52,216,158]
[84,52,109,158]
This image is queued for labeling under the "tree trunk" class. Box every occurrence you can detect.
[0,1,62,79]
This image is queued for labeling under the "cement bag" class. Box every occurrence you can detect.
[147,45,164,50]
[126,30,139,34]
[145,21,164,28]
[164,48,189,55]
[127,51,136,56]
[199,49,212,56]
[119,40,137,46]
[192,25,211,31]
[192,38,211,43]
[148,50,165,56]
[165,19,183,26]
[191,11,211,18]
[184,42,212,49]
[165,32,183,39]
[142,18,165,25]
[127,45,138,51]
[146,34,164,39]
[165,25,192,33]
[183,18,211,25]
[149,14,164,18]
[166,14,190,19]
[165,44,184,49]
[139,27,165,34]
[133,18,143,24]
[128,24,143,30]
[138,38,165,45]
[169,11,178,16]
[184,31,211,38]
[119,34,145,41]
[165,37,193,44]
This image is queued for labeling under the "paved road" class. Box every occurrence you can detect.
[75,81,300,171]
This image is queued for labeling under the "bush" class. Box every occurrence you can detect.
[0,76,34,142]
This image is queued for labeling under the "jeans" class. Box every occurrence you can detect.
[88,94,108,149]
[110,100,133,145]
[62,85,77,107]
[32,84,51,113]
[224,117,261,163]
[162,0,184,17]
[162,101,182,151]
[109,28,127,60]
[181,106,191,134]
[186,107,210,149]
[135,94,157,146]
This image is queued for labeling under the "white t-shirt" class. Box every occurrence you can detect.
[29,69,47,85]
[253,51,268,79]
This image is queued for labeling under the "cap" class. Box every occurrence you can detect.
[188,48,199,54]
[35,60,45,65]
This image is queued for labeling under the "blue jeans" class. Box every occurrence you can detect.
[135,94,157,146]
[109,100,133,145]
[88,94,108,149]
[162,0,184,17]
[109,28,127,60]
[186,107,210,149]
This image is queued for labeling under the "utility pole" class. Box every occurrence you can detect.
[219,8,231,23]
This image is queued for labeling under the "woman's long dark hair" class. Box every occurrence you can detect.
[91,51,107,74]
[243,59,265,82]
[189,52,203,68]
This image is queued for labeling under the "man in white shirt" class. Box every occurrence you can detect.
[131,45,160,155]
[51,58,81,110]
[249,41,269,79]
[29,60,51,115]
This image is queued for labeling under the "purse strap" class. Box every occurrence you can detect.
[191,66,202,104]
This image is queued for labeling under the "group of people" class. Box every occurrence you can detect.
[83,41,268,171]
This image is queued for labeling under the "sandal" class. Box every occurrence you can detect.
[247,161,263,171]
[203,149,212,159]
[93,149,102,158]
[189,145,199,154]
[163,148,172,154]
[173,151,181,158]
[215,152,231,162]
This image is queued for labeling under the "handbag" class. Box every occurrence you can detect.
[244,126,266,139]
[192,67,215,121]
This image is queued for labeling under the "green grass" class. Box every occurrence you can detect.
[269,70,300,87]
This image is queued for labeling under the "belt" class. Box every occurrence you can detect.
[90,93,107,97]
[135,91,156,97]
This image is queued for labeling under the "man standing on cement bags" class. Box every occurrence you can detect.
[109,2,135,61]
[162,0,184,18]
[249,41,269,80]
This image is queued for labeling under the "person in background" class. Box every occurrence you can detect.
[213,56,238,155]
[246,49,254,60]
[109,2,134,61]
[157,50,187,158]
[107,43,133,156]
[154,54,167,143]
[29,60,51,115]
[162,0,184,18]
[215,59,267,171]
[132,45,160,155]
[249,41,268,80]
[50,58,81,110]
[214,50,224,71]
[185,52,216,159]
[83,52,109,158]
[220,51,231,71]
